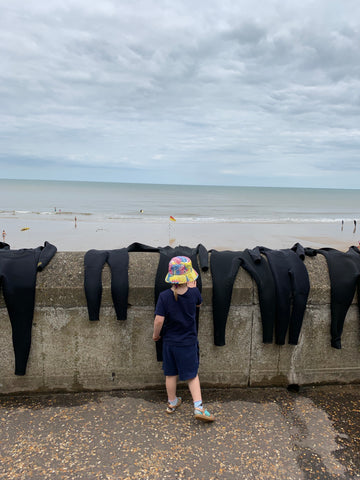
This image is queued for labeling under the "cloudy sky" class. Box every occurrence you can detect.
[1,0,360,188]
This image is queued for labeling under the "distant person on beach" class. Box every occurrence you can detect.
[354,220,357,234]
[2,229,6,242]
[153,256,215,422]
[341,220,344,231]
[74,216,77,228]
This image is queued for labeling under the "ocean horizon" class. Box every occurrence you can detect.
[1,178,360,225]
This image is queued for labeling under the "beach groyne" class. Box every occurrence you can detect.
[0,252,359,394]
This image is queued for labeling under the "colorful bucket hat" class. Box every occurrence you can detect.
[165,256,199,284]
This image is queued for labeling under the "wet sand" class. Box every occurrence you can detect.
[1,215,358,252]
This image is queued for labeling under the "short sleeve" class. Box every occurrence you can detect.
[195,288,202,306]
[155,292,166,317]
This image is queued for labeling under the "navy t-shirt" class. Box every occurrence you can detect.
[155,287,202,346]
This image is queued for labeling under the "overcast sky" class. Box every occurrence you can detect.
[1,0,360,188]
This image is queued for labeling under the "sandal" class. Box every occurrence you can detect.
[194,406,215,422]
[166,397,182,414]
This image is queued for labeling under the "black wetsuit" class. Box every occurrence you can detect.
[305,246,360,349]
[257,244,310,345]
[238,248,277,343]
[210,249,276,346]
[84,248,129,321]
[0,241,57,375]
[210,244,309,347]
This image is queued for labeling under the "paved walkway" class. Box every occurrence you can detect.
[0,385,359,479]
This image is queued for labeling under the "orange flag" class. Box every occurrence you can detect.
[170,216,176,222]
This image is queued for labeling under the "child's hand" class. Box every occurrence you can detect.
[187,280,197,288]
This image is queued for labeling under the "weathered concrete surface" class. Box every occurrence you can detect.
[0,252,360,394]
[0,385,359,479]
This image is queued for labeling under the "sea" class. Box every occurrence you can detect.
[1,179,360,251]
[1,178,359,225]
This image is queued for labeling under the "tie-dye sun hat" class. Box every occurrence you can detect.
[165,256,199,284]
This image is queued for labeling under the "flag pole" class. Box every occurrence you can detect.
[169,216,176,244]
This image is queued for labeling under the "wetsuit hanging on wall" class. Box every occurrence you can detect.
[84,244,160,322]
[0,241,57,375]
[84,249,129,321]
[210,249,276,346]
[210,244,309,347]
[305,246,360,349]
[257,243,310,345]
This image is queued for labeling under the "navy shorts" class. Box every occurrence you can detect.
[162,343,199,381]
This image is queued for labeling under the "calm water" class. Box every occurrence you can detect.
[1,178,359,224]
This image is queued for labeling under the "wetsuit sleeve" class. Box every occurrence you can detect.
[291,243,305,260]
[36,241,57,271]
[197,244,209,271]
[304,247,317,257]
[247,247,262,263]
[347,246,360,256]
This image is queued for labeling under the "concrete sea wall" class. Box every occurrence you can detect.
[1,252,360,394]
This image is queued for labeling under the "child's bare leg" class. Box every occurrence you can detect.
[165,375,178,402]
[187,374,202,403]
[188,374,215,422]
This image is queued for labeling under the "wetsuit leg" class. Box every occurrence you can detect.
[210,250,243,346]
[107,249,129,321]
[260,249,292,345]
[241,249,276,343]
[287,254,310,345]
[2,256,37,375]
[347,247,360,319]
[84,250,108,321]
[319,249,359,349]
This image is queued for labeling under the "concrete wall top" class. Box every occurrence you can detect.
[26,251,334,308]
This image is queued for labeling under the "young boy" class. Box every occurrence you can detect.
[153,256,214,422]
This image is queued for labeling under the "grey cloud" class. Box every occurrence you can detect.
[1,0,360,187]
[223,21,267,46]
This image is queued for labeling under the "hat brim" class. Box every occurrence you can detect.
[165,268,199,284]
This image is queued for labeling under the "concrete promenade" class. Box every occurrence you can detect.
[1,385,359,479]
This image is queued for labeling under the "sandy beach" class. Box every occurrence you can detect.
[1,214,358,252]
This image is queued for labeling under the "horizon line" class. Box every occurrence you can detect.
[1,176,360,192]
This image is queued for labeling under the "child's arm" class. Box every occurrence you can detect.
[153,315,165,341]
[188,281,202,307]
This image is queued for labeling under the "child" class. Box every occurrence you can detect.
[153,256,215,422]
